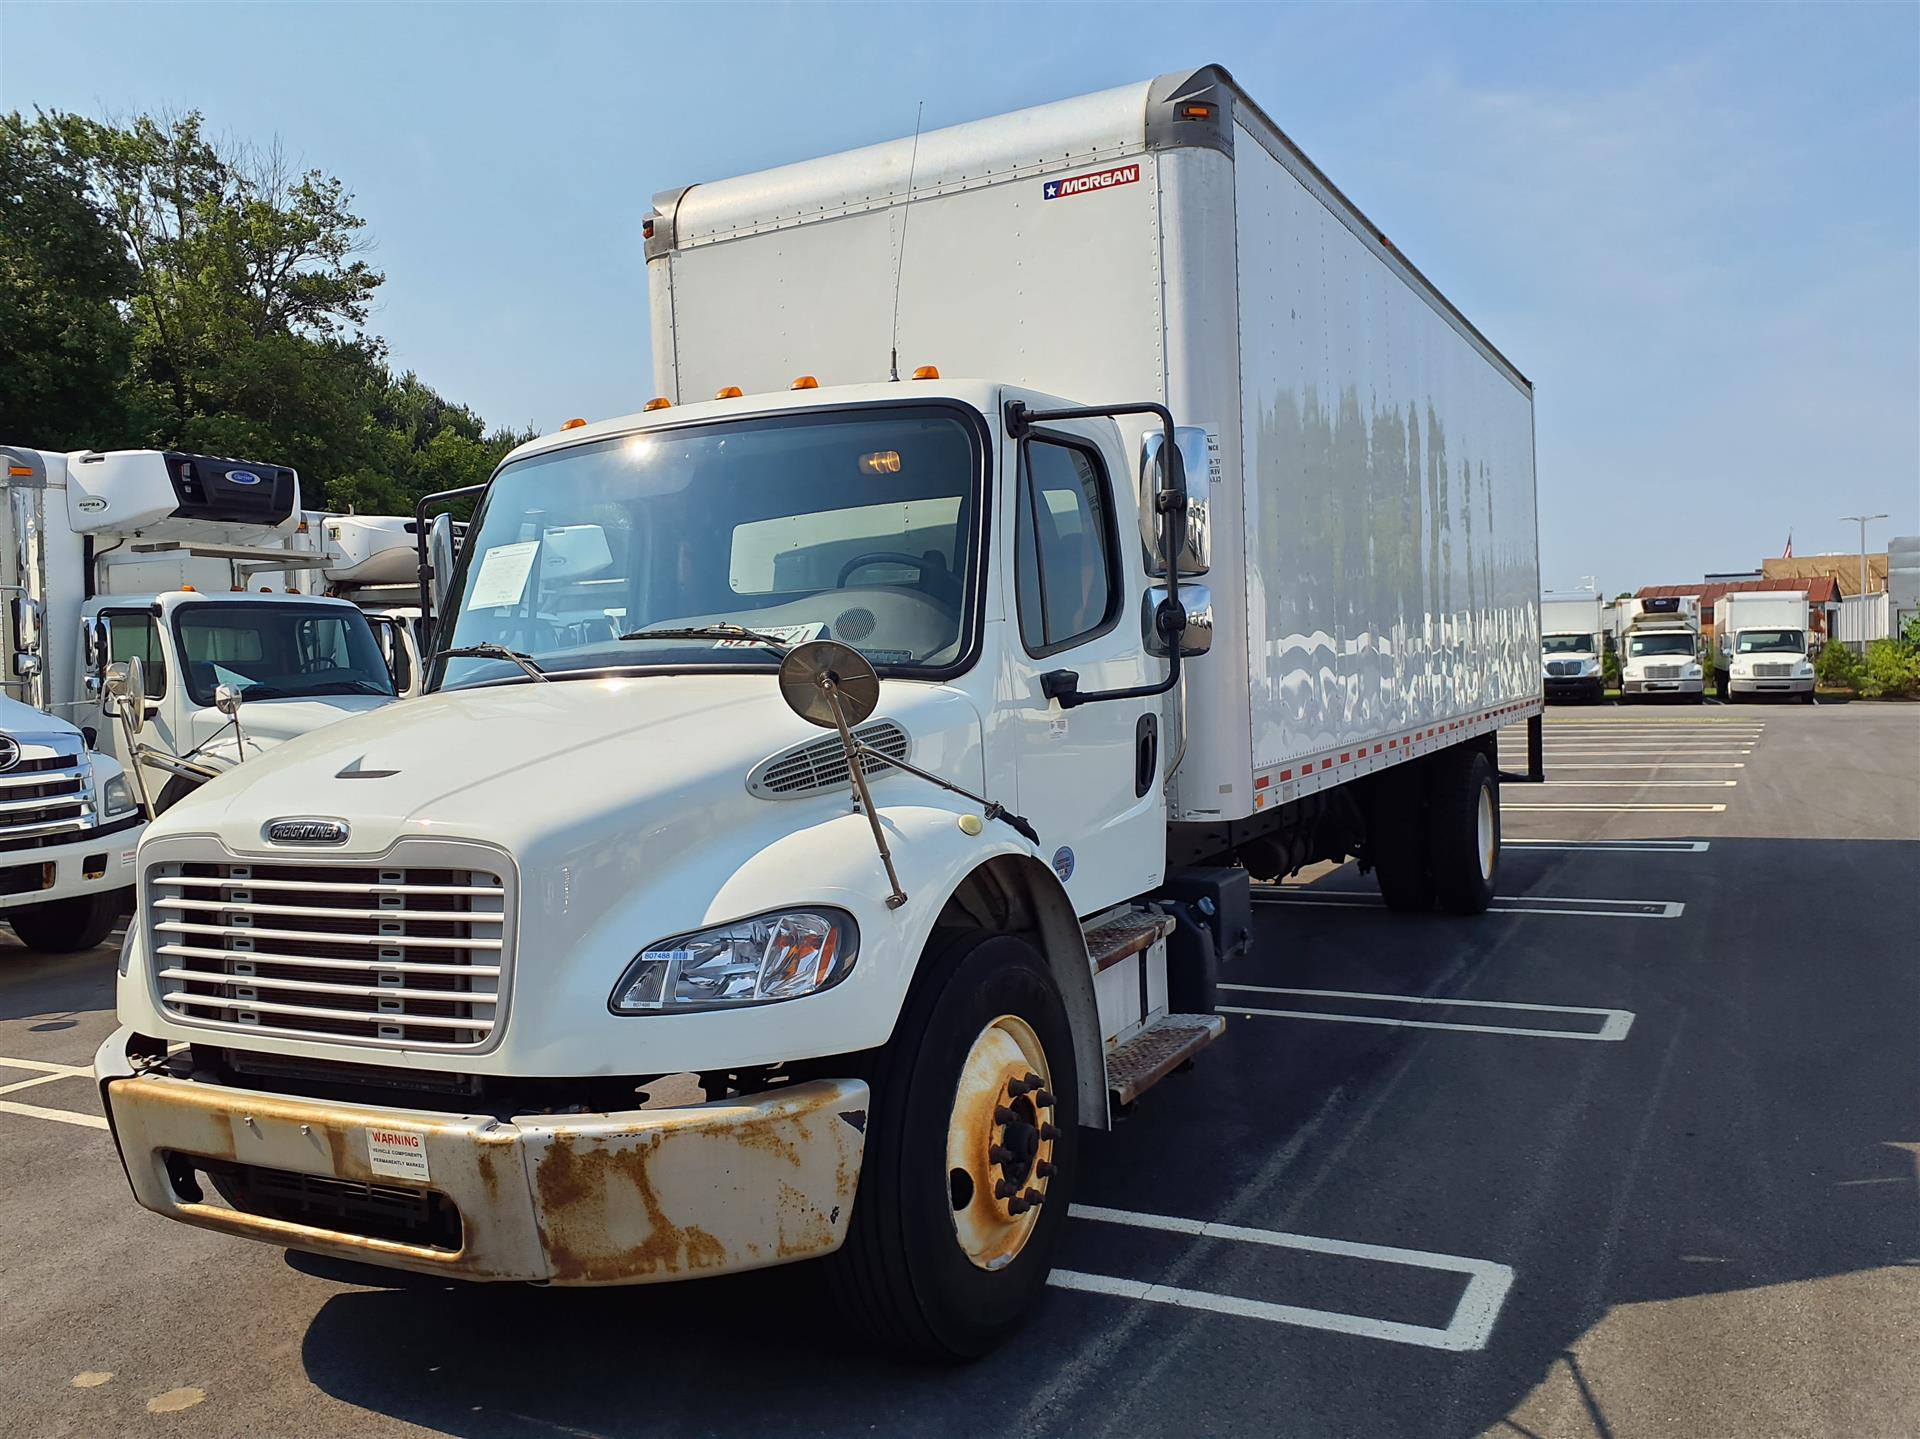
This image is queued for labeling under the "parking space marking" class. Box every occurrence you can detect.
[0,1055,93,1078]
[1051,1204,1514,1352]
[1219,984,1636,1042]
[1505,802,1728,813]
[1251,889,1684,919]
[0,1097,108,1130]
[1533,779,1737,788]
[0,1071,77,1096]
[1506,839,1710,853]
[1547,762,1743,769]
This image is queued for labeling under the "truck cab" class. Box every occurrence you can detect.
[1713,591,1815,703]
[1620,596,1705,702]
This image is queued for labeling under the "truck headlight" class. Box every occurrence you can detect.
[611,909,858,1014]
[1684,663,1702,677]
[101,773,138,819]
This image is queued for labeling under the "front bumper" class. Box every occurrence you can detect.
[1544,675,1605,701]
[1622,677,1704,696]
[96,1028,868,1285]
[1728,675,1813,696]
[0,818,142,913]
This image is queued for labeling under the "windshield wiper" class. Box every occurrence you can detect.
[438,643,550,682]
[619,624,794,656]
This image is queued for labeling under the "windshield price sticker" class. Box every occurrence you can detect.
[366,1126,431,1182]
[467,541,541,610]
[712,623,824,649]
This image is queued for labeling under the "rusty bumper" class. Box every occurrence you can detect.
[95,1029,868,1285]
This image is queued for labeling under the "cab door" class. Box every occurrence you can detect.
[77,605,177,771]
[1001,421,1164,913]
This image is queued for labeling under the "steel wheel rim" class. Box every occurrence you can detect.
[945,1013,1056,1270]
[1477,784,1496,880]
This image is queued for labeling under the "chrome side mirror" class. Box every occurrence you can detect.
[1138,427,1213,577]
[427,512,460,620]
[10,652,39,680]
[105,657,147,735]
[214,682,244,719]
[1143,582,1214,658]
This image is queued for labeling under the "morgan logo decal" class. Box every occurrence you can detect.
[1042,164,1140,201]
[265,817,350,845]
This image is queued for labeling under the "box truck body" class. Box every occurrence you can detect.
[1713,590,1813,701]
[101,67,1542,1357]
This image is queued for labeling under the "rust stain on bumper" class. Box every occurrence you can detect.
[99,1038,867,1287]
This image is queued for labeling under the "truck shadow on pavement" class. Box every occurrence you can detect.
[298,836,1919,1439]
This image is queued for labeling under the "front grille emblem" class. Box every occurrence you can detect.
[0,737,18,772]
[265,817,350,846]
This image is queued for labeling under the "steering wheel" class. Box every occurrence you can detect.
[837,551,928,587]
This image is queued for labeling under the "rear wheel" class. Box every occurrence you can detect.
[825,930,1077,1360]
[1429,748,1499,915]
[8,891,121,953]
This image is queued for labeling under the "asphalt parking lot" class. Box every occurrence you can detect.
[2,703,1915,1439]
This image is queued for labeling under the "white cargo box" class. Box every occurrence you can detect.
[647,65,1542,822]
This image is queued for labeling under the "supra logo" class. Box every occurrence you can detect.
[0,736,18,771]
[265,817,350,845]
[226,469,263,486]
[76,496,109,514]
[1041,163,1140,201]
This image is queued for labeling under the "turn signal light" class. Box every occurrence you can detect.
[791,375,819,390]
[643,397,672,412]
[1180,103,1215,120]
[911,366,940,380]
[561,417,588,430]
[714,386,743,399]
[9,465,33,477]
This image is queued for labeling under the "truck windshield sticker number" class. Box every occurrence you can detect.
[1042,163,1140,201]
[467,541,541,610]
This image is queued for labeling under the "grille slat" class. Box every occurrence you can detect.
[147,856,508,1050]
[0,739,93,849]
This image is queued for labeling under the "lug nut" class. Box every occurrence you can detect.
[1032,1088,1055,1109]
[1035,1160,1054,1179]
[994,1179,1019,1200]
[995,1105,1016,1124]
[1006,1077,1032,1098]
[1007,1197,1030,1215]
[989,1145,1014,1164]
[1040,1123,1059,1141]
[1023,1187,1045,1206]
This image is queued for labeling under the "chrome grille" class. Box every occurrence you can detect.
[1643,664,1681,680]
[146,853,509,1051]
[1545,660,1581,677]
[748,720,910,799]
[1751,662,1794,678]
[0,737,93,850]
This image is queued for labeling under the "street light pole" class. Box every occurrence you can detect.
[1839,513,1888,599]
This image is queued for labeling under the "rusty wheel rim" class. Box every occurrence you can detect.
[944,1013,1057,1271]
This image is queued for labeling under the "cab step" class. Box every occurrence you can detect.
[1083,908,1176,973]
[1106,1012,1225,1105]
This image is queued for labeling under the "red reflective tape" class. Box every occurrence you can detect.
[1341,753,1351,763]
[1255,775,1270,790]
[1278,769,1292,781]
[1374,744,1382,754]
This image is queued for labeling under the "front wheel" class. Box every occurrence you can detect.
[7,891,122,953]
[825,930,1078,1360]
[1429,748,1499,915]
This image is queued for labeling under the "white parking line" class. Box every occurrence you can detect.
[1546,763,1743,769]
[1506,839,1710,853]
[1219,984,1637,1042]
[1534,779,1738,788]
[1052,1204,1514,1351]
[1505,802,1728,813]
[0,1071,76,1096]
[0,1056,92,1078]
[1251,889,1684,919]
[0,1098,107,1130]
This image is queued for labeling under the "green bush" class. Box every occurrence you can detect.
[1602,648,1622,692]
[1859,637,1920,699]
[1816,639,1862,691]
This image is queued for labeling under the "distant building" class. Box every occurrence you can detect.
[1637,577,1842,643]
[1761,552,1889,598]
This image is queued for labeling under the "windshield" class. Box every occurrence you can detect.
[1628,632,1697,658]
[1736,629,1805,654]
[434,406,984,689]
[1542,633,1594,654]
[173,604,396,706]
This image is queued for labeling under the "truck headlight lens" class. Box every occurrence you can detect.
[611,909,858,1013]
[101,773,138,819]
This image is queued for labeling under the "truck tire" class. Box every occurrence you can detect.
[155,775,201,813]
[825,929,1078,1360]
[8,891,122,953]
[1367,765,1434,913]
[1429,748,1499,915]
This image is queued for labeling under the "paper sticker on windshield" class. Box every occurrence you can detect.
[712,623,824,650]
[468,541,540,609]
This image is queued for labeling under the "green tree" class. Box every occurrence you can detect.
[1816,638,1863,692]
[1859,637,1920,699]
[0,113,137,447]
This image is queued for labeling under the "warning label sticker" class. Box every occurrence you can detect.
[1042,163,1141,201]
[367,1127,431,1183]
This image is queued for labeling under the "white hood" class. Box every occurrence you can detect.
[0,692,80,740]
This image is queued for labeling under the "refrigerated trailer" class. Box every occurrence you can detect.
[99,66,1542,1356]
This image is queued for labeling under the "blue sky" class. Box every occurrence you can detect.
[4,1,1915,588]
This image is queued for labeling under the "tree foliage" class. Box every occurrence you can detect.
[1859,637,1920,699]
[1815,636,1862,691]
[0,108,531,512]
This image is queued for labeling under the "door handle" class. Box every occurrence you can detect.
[1134,713,1159,797]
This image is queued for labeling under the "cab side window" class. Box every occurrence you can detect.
[104,612,167,698]
[1013,439,1119,656]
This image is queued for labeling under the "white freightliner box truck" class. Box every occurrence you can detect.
[1540,592,1607,703]
[1712,590,1814,702]
[1620,595,1704,701]
[0,447,408,947]
[98,67,1542,1356]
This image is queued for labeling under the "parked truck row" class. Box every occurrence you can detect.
[88,67,1545,1357]
[1538,588,1818,704]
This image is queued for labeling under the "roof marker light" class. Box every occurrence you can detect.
[714,386,743,399]
[561,417,588,430]
[911,366,940,380]
[643,398,672,412]
[790,375,819,390]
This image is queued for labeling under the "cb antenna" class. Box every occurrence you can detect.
[888,100,925,383]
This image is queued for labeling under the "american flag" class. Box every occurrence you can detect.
[1782,533,1793,559]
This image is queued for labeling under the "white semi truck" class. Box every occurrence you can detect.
[1713,590,1814,702]
[0,447,407,817]
[98,67,1543,1357]
[1620,595,1705,701]
[1540,592,1607,703]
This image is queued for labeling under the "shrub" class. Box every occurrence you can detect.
[1859,637,1920,699]
[1602,649,1622,693]
[1816,639,1863,691]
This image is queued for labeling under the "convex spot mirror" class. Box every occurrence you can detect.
[1138,426,1212,578]
[778,640,880,729]
[1143,583,1214,659]
[105,656,147,735]
[214,682,244,719]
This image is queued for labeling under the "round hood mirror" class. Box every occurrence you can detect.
[778,640,879,729]
[105,657,147,736]
[214,682,244,718]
